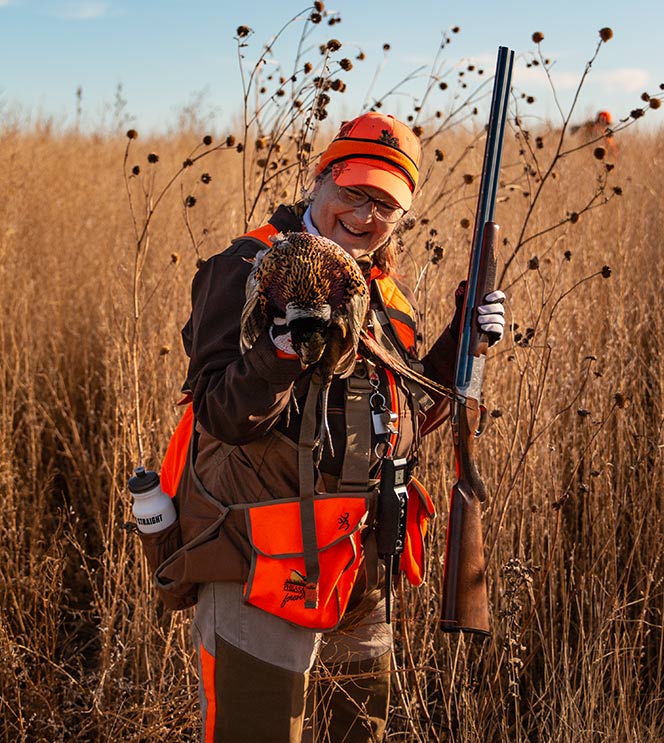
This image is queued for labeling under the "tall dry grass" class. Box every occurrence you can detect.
[1,9,663,742]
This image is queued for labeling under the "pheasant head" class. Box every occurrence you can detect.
[240,231,369,380]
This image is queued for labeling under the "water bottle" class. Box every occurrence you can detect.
[128,466,177,534]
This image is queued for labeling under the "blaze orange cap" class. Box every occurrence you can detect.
[597,110,612,124]
[315,112,421,211]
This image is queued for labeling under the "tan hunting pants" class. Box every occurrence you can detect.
[192,582,392,743]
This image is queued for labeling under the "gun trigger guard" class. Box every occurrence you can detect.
[475,404,488,437]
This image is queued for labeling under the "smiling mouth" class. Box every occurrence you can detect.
[339,219,369,237]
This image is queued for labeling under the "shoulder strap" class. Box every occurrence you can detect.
[374,276,417,353]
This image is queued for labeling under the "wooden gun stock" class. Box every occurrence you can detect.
[440,225,499,636]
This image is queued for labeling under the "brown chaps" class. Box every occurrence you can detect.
[204,633,390,743]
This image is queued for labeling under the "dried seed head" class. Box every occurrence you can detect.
[185,195,197,208]
[236,25,251,38]
[314,0,324,10]
[650,98,662,110]
[310,11,322,23]
[147,152,159,163]
[439,81,448,90]
[601,265,612,278]
[201,173,212,184]
[577,408,591,417]
[593,146,606,160]
[463,173,474,184]
[327,38,342,51]
[159,346,171,356]
[126,129,138,139]
[182,158,193,168]
[641,92,651,102]
[528,256,539,270]
[612,186,622,196]
[630,108,645,119]
[383,43,391,51]
[490,409,503,418]
[526,95,535,104]
[226,135,236,147]
[532,31,544,43]
[599,27,613,42]
[339,58,353,71]
[614,392,630,409]
[356,51,365,61]
[304,62,313,74]
[570,212,580,224]
[435,149,445,161]
[412,125,423,137]
[460,217,470,229]
[236,143,244,153]
[452,26,460,33]
[170,252,180,264]
[255,137,267,150]
[131,165,140,176]
[203,135,213,146]
[564,250,572,261]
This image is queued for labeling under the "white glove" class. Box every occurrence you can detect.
[269,316,298,357]
[476,290,506,346]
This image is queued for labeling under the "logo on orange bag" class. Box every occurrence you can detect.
[281,569,306,608]
[337,512,350,531]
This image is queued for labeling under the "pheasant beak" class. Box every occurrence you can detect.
[289,317,329,366]
[285,302,332,366]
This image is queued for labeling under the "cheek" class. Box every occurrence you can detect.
[310,198,336,234]
[367,222,395,250]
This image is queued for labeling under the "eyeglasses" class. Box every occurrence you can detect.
[336,186,405,224]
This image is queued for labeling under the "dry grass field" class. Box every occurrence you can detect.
[1,14,663,743]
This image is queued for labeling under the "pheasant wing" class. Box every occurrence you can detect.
[239,247,271,353]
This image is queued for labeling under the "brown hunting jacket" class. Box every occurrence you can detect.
[153,204,459,605]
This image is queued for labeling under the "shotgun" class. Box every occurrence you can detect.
[440,46,514,634]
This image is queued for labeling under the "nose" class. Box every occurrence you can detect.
[350,200,376,222]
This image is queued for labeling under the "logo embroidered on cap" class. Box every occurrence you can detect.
[379,129,400,148]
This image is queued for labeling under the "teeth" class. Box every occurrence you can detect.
[339,219,366,236]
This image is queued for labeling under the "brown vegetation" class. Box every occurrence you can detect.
[1,9,663,742]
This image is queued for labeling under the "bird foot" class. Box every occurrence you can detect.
[314,416,335,465]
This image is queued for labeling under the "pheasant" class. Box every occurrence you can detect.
[240,231,370,460]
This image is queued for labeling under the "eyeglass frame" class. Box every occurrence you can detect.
[334,185,406,224]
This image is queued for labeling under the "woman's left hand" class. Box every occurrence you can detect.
[477,290,506,346]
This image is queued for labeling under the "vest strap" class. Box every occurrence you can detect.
[298,375,322,608]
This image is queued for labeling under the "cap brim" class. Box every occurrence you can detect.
[332,160,413,211]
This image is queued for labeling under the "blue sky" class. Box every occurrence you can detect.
[1,0,662,134]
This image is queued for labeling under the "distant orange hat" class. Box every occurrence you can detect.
[315,112,421,210]
[597,110,612,124]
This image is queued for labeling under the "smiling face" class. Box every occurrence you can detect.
[309,173,399,261]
